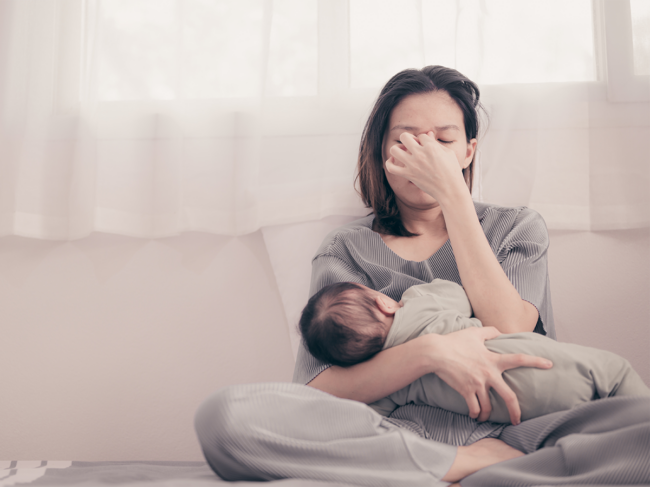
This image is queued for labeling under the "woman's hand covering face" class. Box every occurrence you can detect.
[386,131,469,203]
[381,90,477,209]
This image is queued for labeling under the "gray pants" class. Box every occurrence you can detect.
[195,383,650,486]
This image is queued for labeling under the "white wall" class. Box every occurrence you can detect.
[1,226,648,461]
[548,228,650,382]
[1,231,294,461]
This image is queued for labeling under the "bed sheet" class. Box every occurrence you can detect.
[0,461,356,487]
[2,460,644,487]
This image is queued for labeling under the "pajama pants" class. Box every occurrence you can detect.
[194,382,650,486]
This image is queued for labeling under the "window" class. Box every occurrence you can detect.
[94,0,318,100]
[602,0,650,101]
[94,0,606,101]
[350,0,597,88]
[631,0,650,76]
[2,0,647,239]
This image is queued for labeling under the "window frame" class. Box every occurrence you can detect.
[597,0,649,102]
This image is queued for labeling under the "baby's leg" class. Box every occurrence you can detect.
[595,356,650,397]
[487,333,650,422]
[540,337,650,399]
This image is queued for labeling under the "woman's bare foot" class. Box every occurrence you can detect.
[442,438,524,483]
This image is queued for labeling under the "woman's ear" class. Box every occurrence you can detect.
[463,138,478,169]
[375,295,399,316]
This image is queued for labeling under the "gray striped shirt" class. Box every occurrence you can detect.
[293,202,555,385]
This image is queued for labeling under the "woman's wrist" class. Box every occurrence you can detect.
[435,177,474,214]
[413,333,445,375]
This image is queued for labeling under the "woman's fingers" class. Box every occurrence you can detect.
[399,131,422,150]
[386,145,417,179]
[402,131,441,158]
[464,393,481,419]
[490,376,522,425]
[388,145,411,167]
[498,352,553,372]
[475,326,502,341]
[384,156,407,176]
[475,386,493,422]
[416,130,435,146]
[492,352,552,424]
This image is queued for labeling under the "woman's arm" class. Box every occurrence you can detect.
[308,333,436,403]
[388,132,540,333]
[438,189,540,333]
[310,326,552,424]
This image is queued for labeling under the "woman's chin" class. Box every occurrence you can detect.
[397,195,440,212]
[407,189,438,206]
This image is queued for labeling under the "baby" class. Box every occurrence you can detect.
[299,279,650,423]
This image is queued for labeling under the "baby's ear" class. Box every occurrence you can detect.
[375,295,398,316]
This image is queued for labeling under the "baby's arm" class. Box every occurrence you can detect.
[399,281,483,339]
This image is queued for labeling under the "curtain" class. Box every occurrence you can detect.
[0,0,648,239]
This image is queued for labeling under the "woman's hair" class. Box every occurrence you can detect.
[299,282,385,367]
[356,65,485,237]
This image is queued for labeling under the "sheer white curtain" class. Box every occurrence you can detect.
[0,0,648,239]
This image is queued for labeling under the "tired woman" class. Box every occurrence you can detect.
[195,66,650,487]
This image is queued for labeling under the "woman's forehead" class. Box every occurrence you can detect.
[388,91,464,134]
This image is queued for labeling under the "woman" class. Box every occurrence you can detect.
[298,66,553,425]
[195,66,650,486]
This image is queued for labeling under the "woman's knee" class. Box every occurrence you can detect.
[194,384,260,480]
[195,386,236,447]
[195,382,305,443]
[194,382,320,481]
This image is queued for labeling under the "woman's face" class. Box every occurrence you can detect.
[381,90,477,210]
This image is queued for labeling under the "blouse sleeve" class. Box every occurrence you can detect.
[493,207,556,339]
[292,255,370,384]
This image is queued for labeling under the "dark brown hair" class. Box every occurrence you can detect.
[356,65,484,237]
[299,282,385,367]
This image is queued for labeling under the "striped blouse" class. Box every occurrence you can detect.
[293,201,555,385]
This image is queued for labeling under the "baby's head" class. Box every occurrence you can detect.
[299,282,399,367]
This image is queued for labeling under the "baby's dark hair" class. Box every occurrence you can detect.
[299,282,386,367]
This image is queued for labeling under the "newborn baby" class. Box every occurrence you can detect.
[299,279,650,423]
